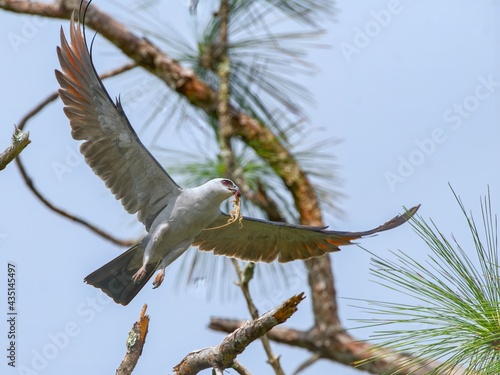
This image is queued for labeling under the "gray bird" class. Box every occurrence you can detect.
[55,18,419,306]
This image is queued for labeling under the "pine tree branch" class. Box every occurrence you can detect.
[216,0,234,174]
[208,318,459,375]
[173,293,305,375]
[116,304,150,375]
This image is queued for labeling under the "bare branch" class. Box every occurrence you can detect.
[173,293,305,375]
[116,304,150,375]
[208,318,460,375]
[0,128,30,171]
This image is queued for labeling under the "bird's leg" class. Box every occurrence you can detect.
[132,252,151,284]
[152,256,170,289]
[152,268,165,289]
[151,244,189,289]
[132,266,147,283]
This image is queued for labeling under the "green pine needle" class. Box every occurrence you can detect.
[355,188,500,374]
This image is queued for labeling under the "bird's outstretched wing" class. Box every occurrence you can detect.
[193,205,420,262]
[55,17,181,230]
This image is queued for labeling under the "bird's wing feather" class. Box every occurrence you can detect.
[55,17,181,230]
[193,205,420,263]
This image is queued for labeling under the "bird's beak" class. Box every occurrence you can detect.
[231,186,240,198]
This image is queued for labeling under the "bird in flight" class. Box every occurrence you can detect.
[55,17,419,306]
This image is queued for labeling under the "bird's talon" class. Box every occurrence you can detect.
[132,267,147,284]
[152,270,165,289]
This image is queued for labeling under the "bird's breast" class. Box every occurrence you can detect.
[150,195,220,238]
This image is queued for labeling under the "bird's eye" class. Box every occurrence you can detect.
[221,179,231,186]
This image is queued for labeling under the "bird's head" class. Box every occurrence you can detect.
[217,178,240,198]
[202,178,240,200]
[196,178,240,203]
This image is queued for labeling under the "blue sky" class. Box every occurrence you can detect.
[1,0,498,374]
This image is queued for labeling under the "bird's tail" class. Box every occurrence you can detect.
[84,244,160,306]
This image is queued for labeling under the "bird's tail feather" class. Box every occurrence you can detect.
[84,244,160,306]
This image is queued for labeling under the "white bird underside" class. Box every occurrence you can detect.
[55,15,419,305]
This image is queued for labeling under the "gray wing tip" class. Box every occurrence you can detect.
[372,204,421,234]
[404,204,421,221]
[338,204,421,238]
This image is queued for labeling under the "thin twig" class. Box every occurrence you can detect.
[173,293,305,375]
[231,360,252,375]
[19,92,59,131]
[232,260,287,375]
[15,63,137,247]
[116,304,150,375]
[16,156,136,246]
[0,128,30,170]
[292,353,321,375]
[17,62,137,132]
